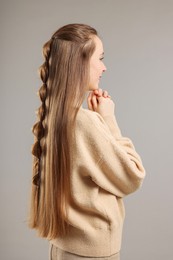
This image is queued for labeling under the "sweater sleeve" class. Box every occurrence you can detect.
[82,110,146,198]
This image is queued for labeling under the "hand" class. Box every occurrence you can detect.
[87,88,115,118]
[87,88,111,110]
[93,89,111,99]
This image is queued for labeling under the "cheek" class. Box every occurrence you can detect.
[89,60,101,83]
[93,63,101,75]
[90,64,96,79]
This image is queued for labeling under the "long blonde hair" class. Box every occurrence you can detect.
[29,24,97,239]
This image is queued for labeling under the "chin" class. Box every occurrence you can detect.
[88,85,99,91]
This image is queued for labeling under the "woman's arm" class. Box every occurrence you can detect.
[79,89,146,197]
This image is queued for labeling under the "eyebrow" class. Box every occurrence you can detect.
[100,52,104,56]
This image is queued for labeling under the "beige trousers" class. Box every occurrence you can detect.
[49,244,120,260]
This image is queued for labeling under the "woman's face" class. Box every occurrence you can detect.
[88,36,107,90]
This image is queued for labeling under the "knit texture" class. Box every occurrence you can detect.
[50,107,146,257]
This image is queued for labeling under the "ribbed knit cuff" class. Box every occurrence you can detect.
[102,115,122,139]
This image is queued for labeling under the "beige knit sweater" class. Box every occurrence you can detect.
[51,106,146,257]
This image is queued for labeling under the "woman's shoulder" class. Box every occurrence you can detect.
[77,107,106,127]
[76,107,113,140]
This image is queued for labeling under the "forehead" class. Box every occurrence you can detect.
[93,36,104,54]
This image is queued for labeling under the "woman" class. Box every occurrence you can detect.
[29,23,146,260]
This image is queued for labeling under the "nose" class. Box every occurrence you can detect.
[102,62,107,72]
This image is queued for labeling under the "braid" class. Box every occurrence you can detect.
[31,39,52,188]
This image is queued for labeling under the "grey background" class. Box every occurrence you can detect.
[1,0,173,259]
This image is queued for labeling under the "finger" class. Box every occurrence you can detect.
[87,92,94,110]
[98,88,103,96]
[102,90,108,98]
[96,95,104,105]
[91,92,98,111]
[93,88,102,97]
[93,89,99,95]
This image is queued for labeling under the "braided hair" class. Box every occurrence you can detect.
[32,39,51,186]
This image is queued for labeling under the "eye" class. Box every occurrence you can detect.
[100,57,104,61]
